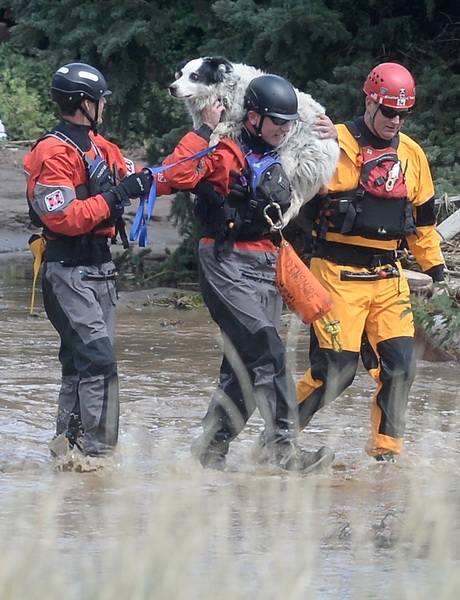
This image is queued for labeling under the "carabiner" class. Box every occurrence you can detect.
[263,202,284,230]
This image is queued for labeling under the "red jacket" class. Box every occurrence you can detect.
[162,131,246,195]
[25,129,172,239]
[162,131,281,250]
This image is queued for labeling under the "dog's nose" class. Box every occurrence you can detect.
[168,84,177,97]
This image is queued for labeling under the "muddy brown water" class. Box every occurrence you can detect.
[1,274,459,599]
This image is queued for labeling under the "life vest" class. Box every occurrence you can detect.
[319,121,417,241]
[196,142,292,248]
[28,129,116,229]
[28,129,129,264]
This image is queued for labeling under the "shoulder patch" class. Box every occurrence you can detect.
[44,189,65,212]
[124,158,135,175]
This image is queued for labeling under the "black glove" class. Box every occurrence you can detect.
[229,168,251,199]
[113,169,153,205]
[193,180,224,206]
[99,201,124,222]
[111,205,125,220]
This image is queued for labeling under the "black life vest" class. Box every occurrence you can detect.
[28,128,127,266]
[320,121,417,241]
[196,142,291,244]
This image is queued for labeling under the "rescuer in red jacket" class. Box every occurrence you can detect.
[24,63,168,459]
[162,74,336,473]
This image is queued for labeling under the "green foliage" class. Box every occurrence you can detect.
[114,247,157,288]
[207,0,350,85]
[0,0,211,141]
[404,288,460,348]
[3,0,459,151]
[145,124,189,166]
[115,191,201,288]
[1,0,459,284]
[0,44,55,139]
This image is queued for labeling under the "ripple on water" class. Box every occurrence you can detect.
[0,279,459,598]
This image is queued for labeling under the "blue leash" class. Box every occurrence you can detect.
[129,145,217,247]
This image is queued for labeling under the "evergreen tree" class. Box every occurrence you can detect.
[1,0,459,283]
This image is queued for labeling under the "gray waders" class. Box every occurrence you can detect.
[43,261,119,457]
[193,242,299,466]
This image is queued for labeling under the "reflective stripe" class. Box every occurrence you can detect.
[200,237,276,252]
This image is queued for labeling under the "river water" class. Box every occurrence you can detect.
[0,270,459,599]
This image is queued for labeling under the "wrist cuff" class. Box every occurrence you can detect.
[424,264,445,282]
[102,191,118,213]
[195,124,213,141]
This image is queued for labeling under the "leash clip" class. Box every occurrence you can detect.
[264,202,283,230]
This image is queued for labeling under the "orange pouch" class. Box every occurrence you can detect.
[275,239,333,324]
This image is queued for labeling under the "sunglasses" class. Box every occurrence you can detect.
[268,115,290,126]
[379,105,412,120]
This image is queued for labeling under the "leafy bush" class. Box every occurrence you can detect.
[115,191,201,289]
[404,288,460,349]
[0,44,55,140]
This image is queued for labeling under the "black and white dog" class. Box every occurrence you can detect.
[169,56,339,225]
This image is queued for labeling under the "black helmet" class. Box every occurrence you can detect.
[51,63,112,114]
[244,74,299,120]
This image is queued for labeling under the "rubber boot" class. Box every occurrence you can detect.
[191,436,229,471]
[256,436,334,474]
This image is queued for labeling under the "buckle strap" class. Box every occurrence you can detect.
[313,241,397,268]
[340,266,400,281]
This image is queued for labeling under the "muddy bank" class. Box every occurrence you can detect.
[1,143,459,362]
[0,143,180,264]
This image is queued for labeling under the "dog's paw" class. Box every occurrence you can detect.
[210,122,239,145]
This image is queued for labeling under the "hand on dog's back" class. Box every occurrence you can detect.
[201,101,226,130]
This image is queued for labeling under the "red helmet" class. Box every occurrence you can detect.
[363,63,416,109]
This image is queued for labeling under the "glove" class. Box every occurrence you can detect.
[111,205,125,220]
[229,168,251,199]
[193,180,224,206]
[112,169,153,206]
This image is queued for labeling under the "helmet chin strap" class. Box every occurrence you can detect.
[78,100,99,134]
[366,106,380,136]
[255,115,266,137]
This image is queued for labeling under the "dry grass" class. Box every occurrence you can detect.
[1,442,460,600]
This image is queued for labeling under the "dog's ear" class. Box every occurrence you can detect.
[176,58,190,71]
[203,56,234,82]
[174,58,191,79]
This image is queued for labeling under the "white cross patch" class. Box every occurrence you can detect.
[44,189,65,211]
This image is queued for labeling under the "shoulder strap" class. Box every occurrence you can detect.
[40,130,104,168]
[42,130,86,158]
[34,130,92,179]
[344,120,361,142]
[344,119,400,151]
[239,142,281,196]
